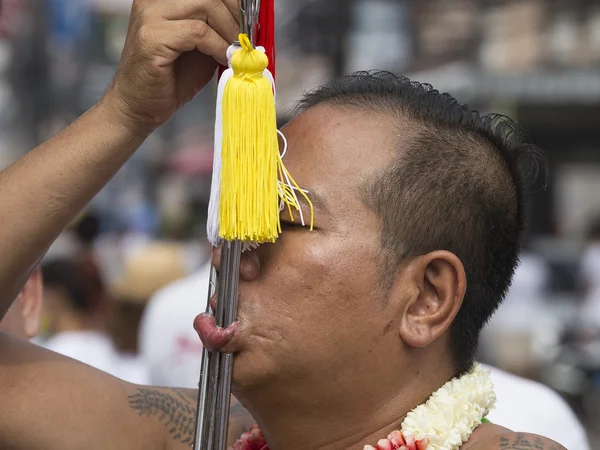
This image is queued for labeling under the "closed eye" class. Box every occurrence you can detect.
[280,220,307,231]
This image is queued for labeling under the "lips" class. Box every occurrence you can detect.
[194,313,239,352]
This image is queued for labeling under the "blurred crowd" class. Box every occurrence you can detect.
[0,0,600,444]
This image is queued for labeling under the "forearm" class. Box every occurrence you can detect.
[0,332,253,450]
[0,99,149,318]
[0,334,163,450]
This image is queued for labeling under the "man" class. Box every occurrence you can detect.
[0,1,567,449]
[41,257,150,384]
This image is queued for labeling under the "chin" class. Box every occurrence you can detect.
[231,350,281,394]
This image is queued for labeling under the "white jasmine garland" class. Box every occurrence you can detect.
[400,363,496,450]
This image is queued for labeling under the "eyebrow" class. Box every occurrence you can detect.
[302,188,330,216]
[281,188,330,227]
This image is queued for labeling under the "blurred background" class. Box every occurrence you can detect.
[1,0,600,445]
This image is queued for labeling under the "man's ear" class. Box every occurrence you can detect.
[397,251,466,348]
[20,267,44,339]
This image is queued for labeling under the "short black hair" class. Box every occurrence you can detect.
[42,259,95,313]
[297,71,537,375]
[75,211,101,246]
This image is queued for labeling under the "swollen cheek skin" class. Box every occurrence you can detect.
[295,245,332,291]
[240,252,260,281]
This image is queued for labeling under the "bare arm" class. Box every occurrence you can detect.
[0,0,239,319]
[0,334,254,450]
[127,386,255,448]
[0,333,162,449]
[0,103,145,317]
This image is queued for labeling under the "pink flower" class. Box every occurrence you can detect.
[387,430,406,447]
[405,435,416,450]
[362,431,429,450]
[229,425,269,450]
[376,438,394,450]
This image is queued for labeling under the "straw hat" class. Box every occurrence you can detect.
[110,241,191,303]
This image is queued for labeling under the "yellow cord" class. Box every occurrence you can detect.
[277,154,314,230]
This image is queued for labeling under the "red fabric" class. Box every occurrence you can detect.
[257,0,276,80]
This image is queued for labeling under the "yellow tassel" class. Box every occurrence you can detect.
[277,152,314,231]
[219,34,279,243]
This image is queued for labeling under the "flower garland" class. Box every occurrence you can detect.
[230,363,495,450]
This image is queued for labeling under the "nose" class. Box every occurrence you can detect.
[210,245,222,270]
[211,244,261,282]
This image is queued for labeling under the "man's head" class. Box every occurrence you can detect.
[297,71,531,375]
[42,259,98,333]
[0,268,43,339]
[220,72,532,411]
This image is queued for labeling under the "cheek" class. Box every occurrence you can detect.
[257,232,383,329]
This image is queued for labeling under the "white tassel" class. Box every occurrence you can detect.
[206,45,237,247]
[263,66,276,103]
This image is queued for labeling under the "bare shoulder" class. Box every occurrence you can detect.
[0,332,252,450]
[470,431,567,450]
[152,387,254,450]
[128,386,198,448]
[0,333,168,450]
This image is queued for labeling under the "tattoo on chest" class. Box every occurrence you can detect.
[498,433,563,450]
[128,388,197,446]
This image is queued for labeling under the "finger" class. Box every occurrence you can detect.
[140,20,229,66]
[222,0,242,25]
[150,0,240,42]
[204,0,240,43]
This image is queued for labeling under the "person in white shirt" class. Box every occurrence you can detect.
[484,364,589,450]
[139,264,590,450]
[480,252,558,377]
[139,262,211,388]
[40,257,150,384]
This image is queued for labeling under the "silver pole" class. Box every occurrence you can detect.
[193,268,216,450]
[201,248,229,449]
[194,242,243,450]
[239,0,261,44]
[193,1,261,448]
[214,241,242,450]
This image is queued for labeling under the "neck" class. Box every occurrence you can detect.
[238,364,454,450]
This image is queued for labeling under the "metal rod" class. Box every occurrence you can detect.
[202,350,221,449]
[193,267,217,450]
[214,241,242,450]
[194,0,257,446]
[200,245,231,449]
[240,0,261,43]
[194,242,243,450]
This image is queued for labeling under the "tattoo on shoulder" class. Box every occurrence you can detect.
[498,433,566,450]
[128,388,197,446]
